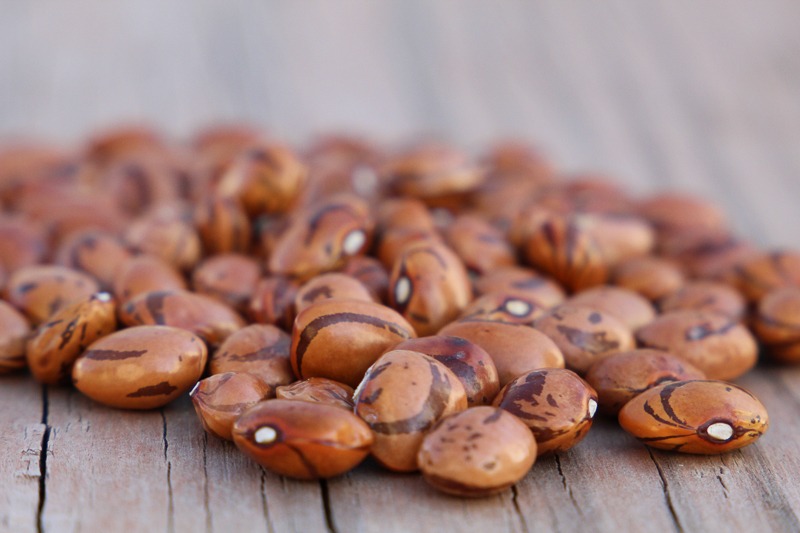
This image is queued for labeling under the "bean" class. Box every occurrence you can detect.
[72,325,207,409]
[190,372,273,440]
[584,349,706,415]
[232,399,373,479]
[354,350,467,472]
[418,406,537,497]
[635,310,757,381]
[291,299,415,387]
[493,368,598,456]
[618,380,768,454]
[210,324,294,388]
[26,292,117,385]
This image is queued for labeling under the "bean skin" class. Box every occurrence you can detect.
[533,305,635,375]
[5,265,100,325]
[521,214,608,293]
[119,289,245,347]
[275,378,354,410]
[391,335,500,406]
[635,310,757,381]
[210,324,294,389]
[354,350,468,472]
[389,241,472,336]
[232,399,373,479]
[618,380,768,454]
[584,349,706,415]
[439,320,564,387]
[291,299,416,388]
[418,406,537,497]
[0,300,30,374]
[190,372,273,440]
[493,368,598,456]
[26,292,117,385]
[72,325,207,409]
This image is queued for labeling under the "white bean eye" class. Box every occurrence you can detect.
[254,426,278,444]
[342,229,366,256]
[95,292,113,302]
[706,422,734,441]
[504,299,531,317]
[394,276,412,305]
[588,399,598,418]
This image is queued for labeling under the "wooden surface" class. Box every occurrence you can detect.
[2,1,800,532]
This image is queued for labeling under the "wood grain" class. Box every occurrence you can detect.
[2,1,800,532]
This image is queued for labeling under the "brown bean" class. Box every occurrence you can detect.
[0,216,48,274]
[521,214,608,293]
[659,281,746,321]
[210,324,294,388]
[124,214,202,271]
[5,265,100,325]
[232,399,373,479]
[192,253,261,313]
[269,194,373,280]
[376,227,442,268]
[581,213,655,266]
[493,368,598,456]
[418,406,537,497]
[733,250,800,303]
[753,287,800,363]
[459,291,548,327]
[216,142,308,216]
[0,300,30,374]
[584,349,706,415]
[291,299,416,387]
[638,193,728,241]
[439,320,564,387]
[375,198,437,234]
[119,289,245,346]
[190,372,273,440]
[294,273,375,314]
[611,255,686,302]
[72,325,207,409]
[474,266,566,309]
[568,286,656,331]
[275,378,354,410]
[353,350,468,472]
[113,255,187,302]
[635,310,757,381]
[618,380,768,454]
[533,305,635,375]
[389,241,472,336]
[443,214,516,276]
[338,255,390,302]
[248,276,299,331]
[54,230,133,290]
[392,335,500,406]
[194,195,252,254]
[382,143,484,205]
[26,292,117,385]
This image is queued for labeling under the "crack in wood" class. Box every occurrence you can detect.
[259,468,276,533]
[647,448,684,533]
[319,479,338,533]
[510,485,530,533]
[161,410,175,533]
[36,385,49,533]
[202,432,213,533]
[553,453,583,517]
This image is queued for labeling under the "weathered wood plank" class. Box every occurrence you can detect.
[0,376,43,533]
[40,387,170,532]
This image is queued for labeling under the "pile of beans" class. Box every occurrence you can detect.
[0,125,790,497]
